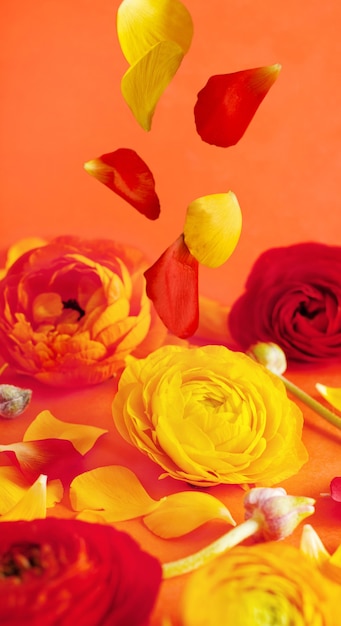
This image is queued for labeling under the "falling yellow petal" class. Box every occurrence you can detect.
[23,410,107,455]
[70,465,159,521]
[315,384,341,412]
[117,0,193,66]
[143,491,236,538]
[121,40,184,131]
[1,474,47,521]
[183,192,242,268]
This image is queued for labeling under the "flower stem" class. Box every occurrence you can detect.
[162,517,260,579]
[278,374,341,430]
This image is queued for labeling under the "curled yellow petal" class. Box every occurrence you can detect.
[143,491,236,538]
[1,474,47,521]
[315,383,341,412]
[23,410,107,455]
[117,0,193,65]
[121,40,184,131]
[183,192,242,268]
[70,465,159,521]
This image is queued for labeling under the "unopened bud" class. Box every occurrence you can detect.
[0,384,32,419]
[247,342,287,375]
[244,487,315,541]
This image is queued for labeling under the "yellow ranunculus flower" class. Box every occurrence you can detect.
[112,345,308,486]
[181,543,341,626]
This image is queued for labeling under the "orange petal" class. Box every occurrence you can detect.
[144,235,199,338]
[70,465,159,521]
[84,149,160,219]
[143,491,236,538]
[194,64,281,147]
[23,410,107,455]
[183,192,242,268]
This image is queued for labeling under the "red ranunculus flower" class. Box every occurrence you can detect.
[0,236,156,386]
[0,518,162,626]
[228,242,341,362]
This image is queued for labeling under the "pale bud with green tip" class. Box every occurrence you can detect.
[0,384,32,419]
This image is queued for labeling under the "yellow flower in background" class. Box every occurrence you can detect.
[183,192,242,268]
[117,0,193,130]
[0,236,159,386]
[112,344,308,487]
[181,542,341,626]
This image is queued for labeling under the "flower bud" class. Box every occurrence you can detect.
[0,384,32,419]
[244,487,315,541]
[247,341,287,375]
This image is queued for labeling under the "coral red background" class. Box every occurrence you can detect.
[1,2,341,625]
[1,0,340,303]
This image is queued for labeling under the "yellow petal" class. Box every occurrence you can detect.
[121,40,184,131]
[300,524,330,566]
[315,384,341,412]
[23,410,107,455]
[47,479,64,508]
[70,465,159,521]
[183,192,242,268]
[117,0,193,65]
[1,474,47,521]
[143,491,236,538]
[0,237,47,278]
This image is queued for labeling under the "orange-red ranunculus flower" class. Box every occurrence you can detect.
[0,236,156,386]
[0,518,162,626]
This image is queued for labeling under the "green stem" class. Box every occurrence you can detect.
[278,374,341,430]
[162,517,260,579]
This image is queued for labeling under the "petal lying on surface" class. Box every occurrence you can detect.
[329,477,341,502]
[70,465,159,521]
[1,474,47,521]
[121,40,184,131]
[0,466,63,516]
[84,149,160,220]
[183,192,242,268]
[316,384,341,412]
[194,64,281,147]
[117,0,193,65]
[143,491,236,538]
[23,410,107,455]
[0,439,84,481]
[144,234,199,338]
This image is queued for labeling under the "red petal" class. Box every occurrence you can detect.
[194,64,281,147]
[330,477,341,502]
[144,235,199,338]
[84,148,160,220]
[0,439,84,483]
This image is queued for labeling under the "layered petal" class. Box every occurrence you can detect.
[84,149,160,220]
[194,64,281,147]
[0,466,63,518]
[183,192,242,268]
[144,235,199,338]
[1,475,47,522]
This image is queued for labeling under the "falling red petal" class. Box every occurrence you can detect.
[144,234,199,338]
[84,148,160,220]
[194,64,281,147]
[330,477,341,502]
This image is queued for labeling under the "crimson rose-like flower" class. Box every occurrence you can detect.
[0,236,157,386]
[0,518,161,626]
[229,242,341,362]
